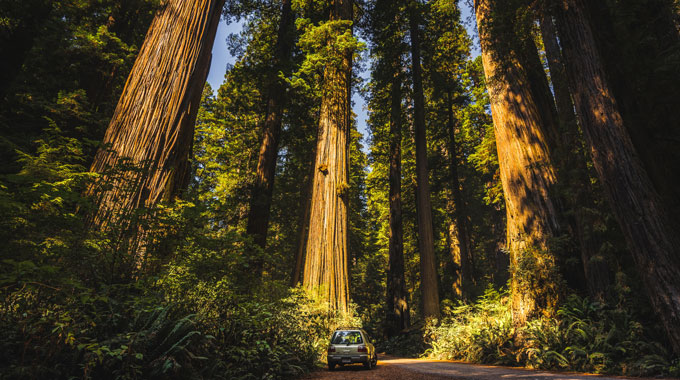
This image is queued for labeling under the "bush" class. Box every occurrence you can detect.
[425,287,516,365]
[522,294,678,376]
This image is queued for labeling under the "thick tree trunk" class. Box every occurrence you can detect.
[554,0,680,354]
[584,0,680,235]
[386,68,410,335]
[409,4,440,319]
[539,10,609,299]
[302,0,353,313]
[446,91,473,299]
[89,0,224,227]
[474,0,561,326]
[246,0,294,271]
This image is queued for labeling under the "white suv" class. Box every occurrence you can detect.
[327,328,378,370]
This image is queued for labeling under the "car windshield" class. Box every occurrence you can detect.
[332,331,363,345]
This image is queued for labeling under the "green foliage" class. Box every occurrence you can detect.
[0,124,343,379]
[426,289,680,377]
[378,326,428,358]
[522,295,679,376]
[0,0,159,165]
[426,287,516,365]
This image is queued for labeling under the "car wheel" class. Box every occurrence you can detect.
[329,363,335,371]
[373,353,378,367]
[363,358,372,370]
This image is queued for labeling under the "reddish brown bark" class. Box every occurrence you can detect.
[539,10,609,299]
[474,0,561,325]
[89,0,224,231]
[302,0,354,312]
[554,0,680,353]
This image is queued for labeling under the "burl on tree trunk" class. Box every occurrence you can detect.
[302,0,354,313]
[474,0,562,326]
[89,0,224,228]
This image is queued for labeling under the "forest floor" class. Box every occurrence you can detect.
[302,355,670,380]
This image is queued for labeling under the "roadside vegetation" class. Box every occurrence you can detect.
[425,288,680,377]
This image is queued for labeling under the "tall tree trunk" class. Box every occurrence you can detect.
[89,0,224,227]
[291,144,317,287]
[474,0,561,326]
[539,10,609,299]
[446,90,473,299]
[584,0,680,235]
[553,0,680,354]
[302,0,353,313]
[246,0,295,273]
[409,3,440,319]
[386,68,410,335]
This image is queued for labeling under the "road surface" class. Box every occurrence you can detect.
[303,356,671,380]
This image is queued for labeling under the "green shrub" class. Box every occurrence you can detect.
[521,294,678,376]
[425,287,516,365]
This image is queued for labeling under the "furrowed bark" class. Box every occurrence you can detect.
[89,0,225,229]
[302,0,354,312]
[409,3,440,319]
[246,0,295,274]
[539,10,609,299]
[387,67,410,335]
[554,0,680,354]
[474,0,561,326]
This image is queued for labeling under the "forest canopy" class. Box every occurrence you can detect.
[1,0,680,378]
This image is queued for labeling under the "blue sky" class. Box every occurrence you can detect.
[205,2,479,142]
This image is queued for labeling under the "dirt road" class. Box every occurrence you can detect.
[303,356,661,380]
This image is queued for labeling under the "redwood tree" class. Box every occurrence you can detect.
[446,90,474,298]
[387,60,410,334]
[409,1,440,319]
[89,0,225,227]
[474,0,562,325]
[246,0,295,264]
[302,0,355,312]
[553,0,680,354]
[538,9,609,299]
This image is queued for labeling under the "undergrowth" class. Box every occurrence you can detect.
[426,287,680,377]
[0,129,352,380]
